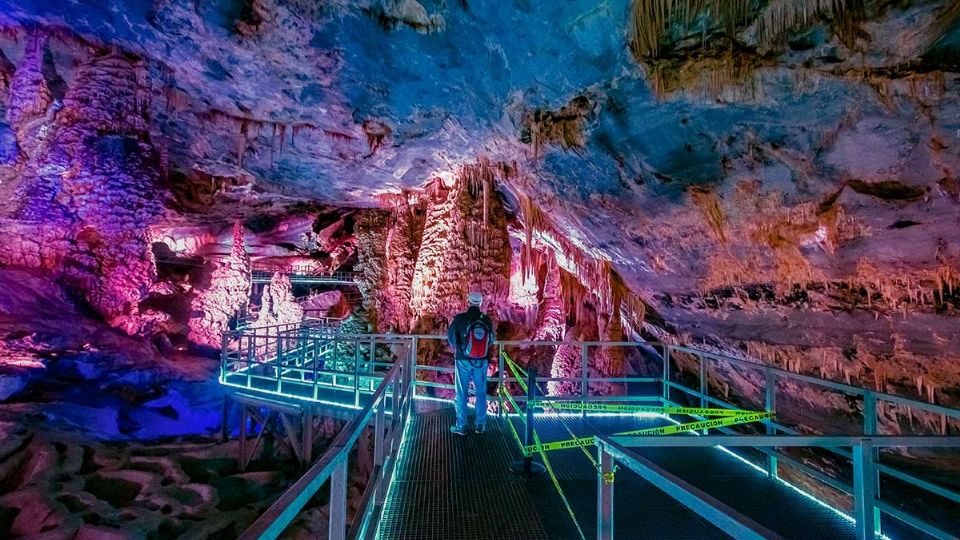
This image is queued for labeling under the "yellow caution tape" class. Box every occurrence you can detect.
[500,385,524,416]
[502,351,528,378]
[502,353,529,394]
[602,469,617,485]
[523,411,773,454]
[614,411,773,437]
[534,401,764,417]
[533,430,588,540]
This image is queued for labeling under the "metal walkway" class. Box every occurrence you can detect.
[378,403,857,540]
[250,267,360,285]
[218,331,960,540]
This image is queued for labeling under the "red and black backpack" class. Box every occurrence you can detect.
[461,317,492,362]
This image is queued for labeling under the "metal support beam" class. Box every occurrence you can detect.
[597,447,614,540]
[863,391,881,537]
[329,458,348,540]
[853,441,877,540]
[765,369,778,478]
[580,344,589,419]
[302,411,313,464]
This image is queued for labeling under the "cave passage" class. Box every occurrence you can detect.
[0,1,959,539]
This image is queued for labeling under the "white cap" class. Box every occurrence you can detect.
[467,292,483,306]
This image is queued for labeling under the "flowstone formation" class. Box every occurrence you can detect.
[1,38,166,335]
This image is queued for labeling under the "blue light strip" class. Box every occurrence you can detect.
[660,415,893,539]
[219,376,365,410]
[374,410,414,539]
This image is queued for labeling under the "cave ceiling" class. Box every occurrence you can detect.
[1,0,959,354]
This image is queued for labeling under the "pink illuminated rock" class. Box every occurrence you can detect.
[189,223,250,348]
[533,254,564,341]
[5,31,52,134]
[409,162,511,325]
[379,196,421,332]
[253,272,305,328]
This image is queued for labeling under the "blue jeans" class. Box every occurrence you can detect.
[454,360,488,429]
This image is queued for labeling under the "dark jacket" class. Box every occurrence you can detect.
[447,306,496,362]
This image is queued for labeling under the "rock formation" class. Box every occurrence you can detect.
[188,223,250,349]
[253,272,304,329]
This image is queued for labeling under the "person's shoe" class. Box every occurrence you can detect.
[475,424,486,434]
[450,425,467,436]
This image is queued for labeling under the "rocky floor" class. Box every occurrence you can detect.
[0,266,351,539]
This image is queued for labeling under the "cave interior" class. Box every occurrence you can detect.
[0,0,959,539]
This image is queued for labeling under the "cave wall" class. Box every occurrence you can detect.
[0,0,956,420]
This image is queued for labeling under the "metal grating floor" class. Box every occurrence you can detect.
[378,405,550,540]
[378,402,861,540]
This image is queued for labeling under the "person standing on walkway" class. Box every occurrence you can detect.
[447,291,496,435]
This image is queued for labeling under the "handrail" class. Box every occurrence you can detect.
[597,434,960,540]
[238,348,414,540]
[223,330,960,424]
[665,344,960,420]
[221,329,960,540]
[596,436,784,540]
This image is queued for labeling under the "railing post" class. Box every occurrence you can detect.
[374,395,386,500]
[853,440,877,540]
[329,458,348,540]
[275,329,283,393]
[220,332,228,383]
[312,337,320,400]
[765,369,778,478]
[375,395,386,466]
[353,338,362,407]
[699,354,708,434]
[391,378,400,428]
[511,366,544,475]
[662,345,671,403]
[408,337,418,414]
[498,347,505,419]
[525,367,537,473]
[239,405,248,472]
[246,333,253,389]
[580,344,589,418]
[863,392,882,536]
[597,442,614,540]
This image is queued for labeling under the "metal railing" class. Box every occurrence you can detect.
[250,265,360,284]
[657,343,960,540]
[221,330,960,540]
[596,435,960,540]
[237,341,416,540]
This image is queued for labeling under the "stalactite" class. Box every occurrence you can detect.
[5,31,52,131]
[270,123,277,167]
[533,253,564,340]
[238,119,248,168]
